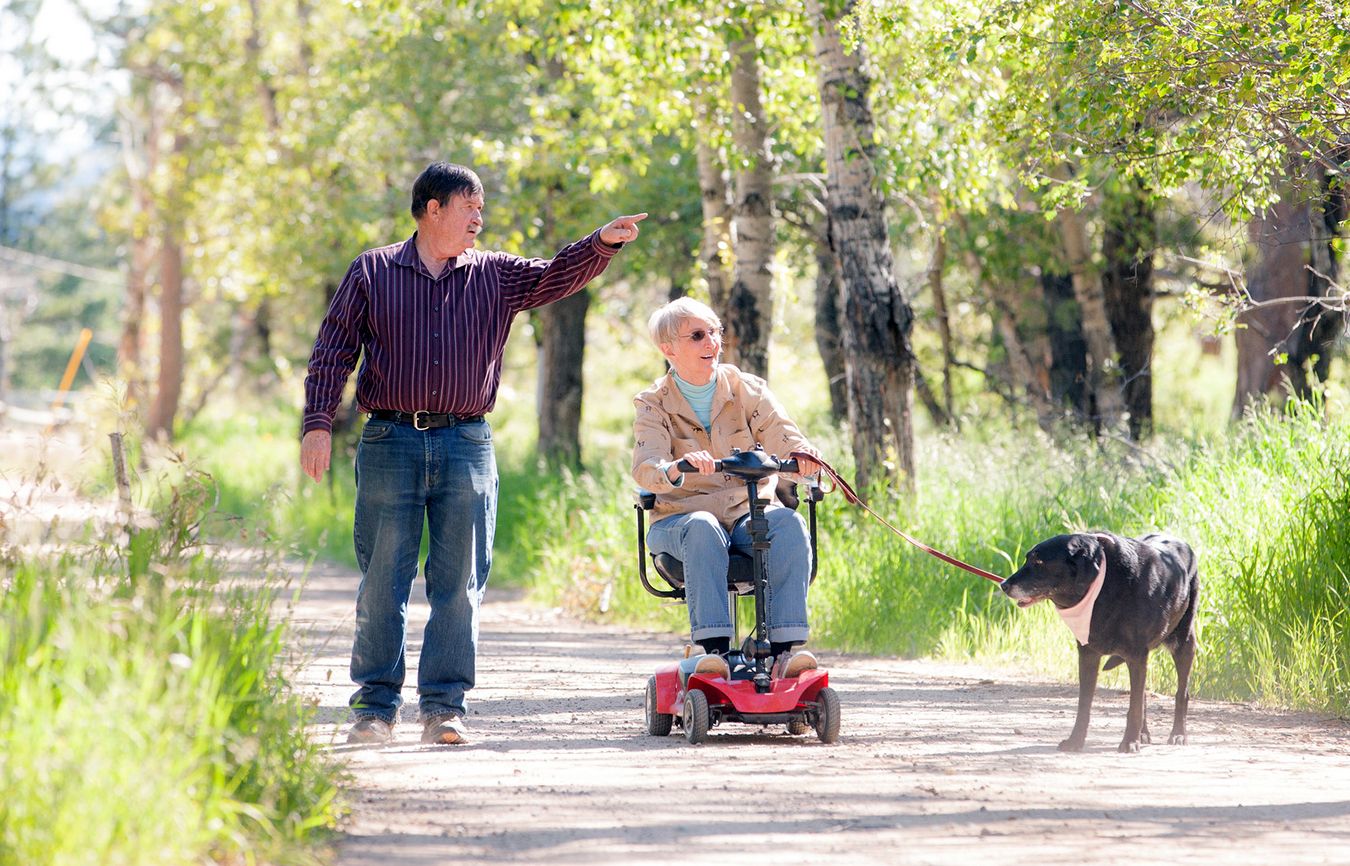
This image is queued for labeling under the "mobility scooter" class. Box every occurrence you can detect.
[636,446,840,744]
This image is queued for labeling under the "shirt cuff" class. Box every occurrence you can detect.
[658,460,684,487]
[301,413,334,436]
[591,229,622,257]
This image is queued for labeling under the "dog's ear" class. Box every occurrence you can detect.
[1064,534,1104,573]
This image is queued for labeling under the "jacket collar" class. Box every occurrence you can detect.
[658,365,737,429]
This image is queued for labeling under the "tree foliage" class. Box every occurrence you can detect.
[968,0,1350,216]
[8,0,1346,447]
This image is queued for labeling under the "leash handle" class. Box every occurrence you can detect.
[788,451,1005,585]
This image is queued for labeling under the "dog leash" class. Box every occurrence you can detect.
[789,451,1005,584]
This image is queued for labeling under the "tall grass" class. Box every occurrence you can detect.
[0,462,342,866]
[518,402,1350,715]
[173,386,1350,716]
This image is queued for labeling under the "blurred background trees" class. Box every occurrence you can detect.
[3,0,1346,479]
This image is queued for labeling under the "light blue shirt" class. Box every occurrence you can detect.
[673,370,716,431]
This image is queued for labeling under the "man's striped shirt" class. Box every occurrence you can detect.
[302,229,619,434]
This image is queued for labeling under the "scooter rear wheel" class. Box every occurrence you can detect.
[645,676,673,736]
[683,689,710,744]
[813,687,841,744]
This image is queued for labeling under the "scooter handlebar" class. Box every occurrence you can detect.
[674,456,801,474]
[675,458,722,474]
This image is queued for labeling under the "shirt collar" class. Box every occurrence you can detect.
[672,368,718,396]
[394,232,477,277]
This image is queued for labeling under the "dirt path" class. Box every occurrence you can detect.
[285,563,1350,866]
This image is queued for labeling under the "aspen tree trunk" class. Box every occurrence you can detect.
[808,0,916,490]
[1101,178,1157,439]
[1042,270,1091,420]
[120,224,151,410]
[1233,159,1346,416]
[926,230,956,424]
[724,23,775,378]
[1234,185,1311,416]
[146,208,184,441]
[991,302,1056,430]
[694,106,734,313]
[536,291,589,467]
[1055,194,1125,431]
[811,232,847,422]
[535,181,588,467]
[961,237,1058,430]
[117,85,161,413]
[1287,159,1345,397]
[530,53,590,467]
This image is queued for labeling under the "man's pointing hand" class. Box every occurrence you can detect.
[599,212,648,246]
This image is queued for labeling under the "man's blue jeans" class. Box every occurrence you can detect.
[348,417,497,723]
[645,508,811,646]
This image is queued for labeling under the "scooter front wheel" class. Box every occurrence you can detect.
[813,687,841,744]
[645,676,673,736]
[683,689,710,744]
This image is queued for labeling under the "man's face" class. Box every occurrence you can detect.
[425,192,485,256]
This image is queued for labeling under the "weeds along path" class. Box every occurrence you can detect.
[285,563,1350,866]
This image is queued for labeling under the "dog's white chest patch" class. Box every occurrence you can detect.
[1056,555,1106,645]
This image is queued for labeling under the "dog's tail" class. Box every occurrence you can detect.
[1103,655,1126,671]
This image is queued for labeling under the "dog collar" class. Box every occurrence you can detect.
[1056,554,1106,645]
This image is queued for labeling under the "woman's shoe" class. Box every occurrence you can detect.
[693,653,731,680]
[771,650,818,679]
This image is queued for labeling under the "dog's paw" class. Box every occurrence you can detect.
[1168,733,1188,745]
[1057,738,1084,752]
[1118,740,1141,754]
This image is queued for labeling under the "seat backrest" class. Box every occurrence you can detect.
[651,551,756,596]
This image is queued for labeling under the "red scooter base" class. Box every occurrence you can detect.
[644,661,841,744]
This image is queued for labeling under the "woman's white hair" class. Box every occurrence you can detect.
[647,297,722,347]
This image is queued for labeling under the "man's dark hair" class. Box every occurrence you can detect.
[410,162,484,219]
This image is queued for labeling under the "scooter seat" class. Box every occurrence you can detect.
[652,551,756,596]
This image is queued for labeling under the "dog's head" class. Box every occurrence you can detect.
[1001,533,1106,609]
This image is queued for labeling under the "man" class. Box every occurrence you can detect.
[301,162,645,746]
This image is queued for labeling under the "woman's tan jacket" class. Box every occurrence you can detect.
[632,364,815,529]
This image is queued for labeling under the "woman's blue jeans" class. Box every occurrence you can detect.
[646,507,811,646]
[348,417,497,723]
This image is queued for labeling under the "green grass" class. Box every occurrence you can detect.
[0,464,343,866]
[512,401,1350,715]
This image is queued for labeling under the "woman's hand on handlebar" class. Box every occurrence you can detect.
[677,449,718,475]
[793,447,823,478]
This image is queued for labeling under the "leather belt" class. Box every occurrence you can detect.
[368,410,485,431]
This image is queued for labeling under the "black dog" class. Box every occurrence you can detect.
[1001,532,1199,753]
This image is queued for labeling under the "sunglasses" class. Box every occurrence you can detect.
[677,327,724,343]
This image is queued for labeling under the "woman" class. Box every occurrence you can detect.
[632,297,822,679]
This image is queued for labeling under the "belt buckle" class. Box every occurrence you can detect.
[413,410,432,431]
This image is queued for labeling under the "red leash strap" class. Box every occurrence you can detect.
[789,451,1005,585]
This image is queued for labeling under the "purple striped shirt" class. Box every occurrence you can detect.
[302,229,620,434]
